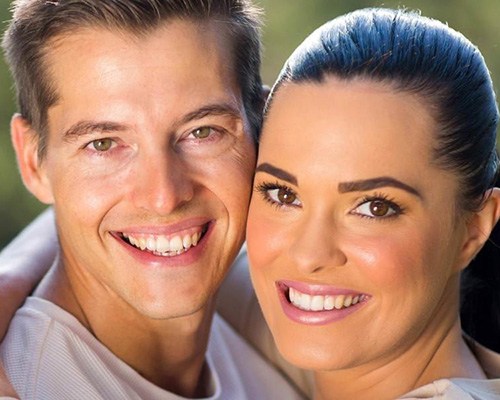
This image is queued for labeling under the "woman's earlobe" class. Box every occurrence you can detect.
[459,188,500,270]
[10,114,54,204]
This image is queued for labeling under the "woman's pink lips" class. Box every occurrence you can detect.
[276,281,369,326]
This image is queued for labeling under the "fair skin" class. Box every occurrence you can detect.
[248,77,500,399]
[9,19,256,397]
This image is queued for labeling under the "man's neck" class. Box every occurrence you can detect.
[35,261,216,398]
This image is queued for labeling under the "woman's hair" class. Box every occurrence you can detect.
[265,8,500,351]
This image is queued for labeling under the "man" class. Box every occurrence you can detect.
[0,1,305,398]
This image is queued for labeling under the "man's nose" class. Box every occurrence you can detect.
[287,213,347,274]
[131,150,194,215]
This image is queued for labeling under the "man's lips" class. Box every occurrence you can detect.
[115,221,210,258]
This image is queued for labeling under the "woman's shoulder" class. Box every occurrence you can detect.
[401,339,500,399]
[466,336,500,379]
[401,377,500,399]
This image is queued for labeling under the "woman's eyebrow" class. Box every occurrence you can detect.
[338,177,422,198]
[255,162,298,185]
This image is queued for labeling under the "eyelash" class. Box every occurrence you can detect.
[255,181,301,210]
[256,182,405,221]
[186,126,227,143]
[82,137,118,157]
[351,193,405,220]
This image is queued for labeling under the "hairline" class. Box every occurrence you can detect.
[34,14,246,159]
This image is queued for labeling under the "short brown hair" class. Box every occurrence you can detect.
[2,0,263,156]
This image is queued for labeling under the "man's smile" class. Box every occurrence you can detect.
[120,224,209,257]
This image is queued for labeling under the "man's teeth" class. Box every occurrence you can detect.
[288,287,364,311]
[123,231,202,256]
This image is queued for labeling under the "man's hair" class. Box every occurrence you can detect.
[2,0,263,156]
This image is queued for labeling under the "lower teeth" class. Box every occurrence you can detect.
[152,248,188,257]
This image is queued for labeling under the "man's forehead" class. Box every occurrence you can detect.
[47,18,234,61]
[46,20,237,86]
[41,20,247,142]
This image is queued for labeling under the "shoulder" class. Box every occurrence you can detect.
[0,297,64,399]
[466,336,500,379]
[0,298,154,399]
[209,314,307,399]
[400,378,500,399]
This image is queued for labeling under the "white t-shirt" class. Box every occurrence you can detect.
[0,297,305,400]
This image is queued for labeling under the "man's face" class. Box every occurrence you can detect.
[28,20,256,319]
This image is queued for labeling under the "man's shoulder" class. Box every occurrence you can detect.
[209,314,307,399]
[0,298,169,399]
[0,297,71,399]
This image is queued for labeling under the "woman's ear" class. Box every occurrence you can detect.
[11,114,54,204]
[458,187,500,270]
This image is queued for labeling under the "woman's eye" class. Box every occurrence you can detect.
[191,127,213,139]
[267,187,301,206]
[87,138,115,152]
[352,199,400,218]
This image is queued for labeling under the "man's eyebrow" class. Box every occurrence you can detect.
[338,177,422,198]
[255,162,298,186]
[63,121,127,139]
[179,103,242,125]
[62,104,240,140]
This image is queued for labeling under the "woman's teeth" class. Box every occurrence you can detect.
[288,287,365,311]
[123,231,202,256]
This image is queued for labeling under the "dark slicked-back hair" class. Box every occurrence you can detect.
[2,0,263,156]
[266,8,500,351]
[267,8,498,214]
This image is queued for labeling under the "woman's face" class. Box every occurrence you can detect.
[247,78,470,372]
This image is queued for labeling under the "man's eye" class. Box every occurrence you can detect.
[87,138,115,152]
[191,127,212,139]
[352,198,401,219]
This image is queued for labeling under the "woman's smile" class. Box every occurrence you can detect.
[276,280,370,325]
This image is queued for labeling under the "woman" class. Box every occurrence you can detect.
[246,7,500,399]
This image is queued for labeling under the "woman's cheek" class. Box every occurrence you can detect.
[247,206,291,271]
[346,231,425,290]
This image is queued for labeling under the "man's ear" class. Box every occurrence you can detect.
[11,114,54,204]
[458,187,500,270]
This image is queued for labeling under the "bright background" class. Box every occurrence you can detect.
[1,0,499,249]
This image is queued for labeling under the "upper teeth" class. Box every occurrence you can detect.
[288,287,363,311]
[123,231,202,256]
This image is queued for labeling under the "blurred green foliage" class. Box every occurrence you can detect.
[0,1,499,249]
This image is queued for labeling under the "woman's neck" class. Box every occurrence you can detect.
[313,319,485,400]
